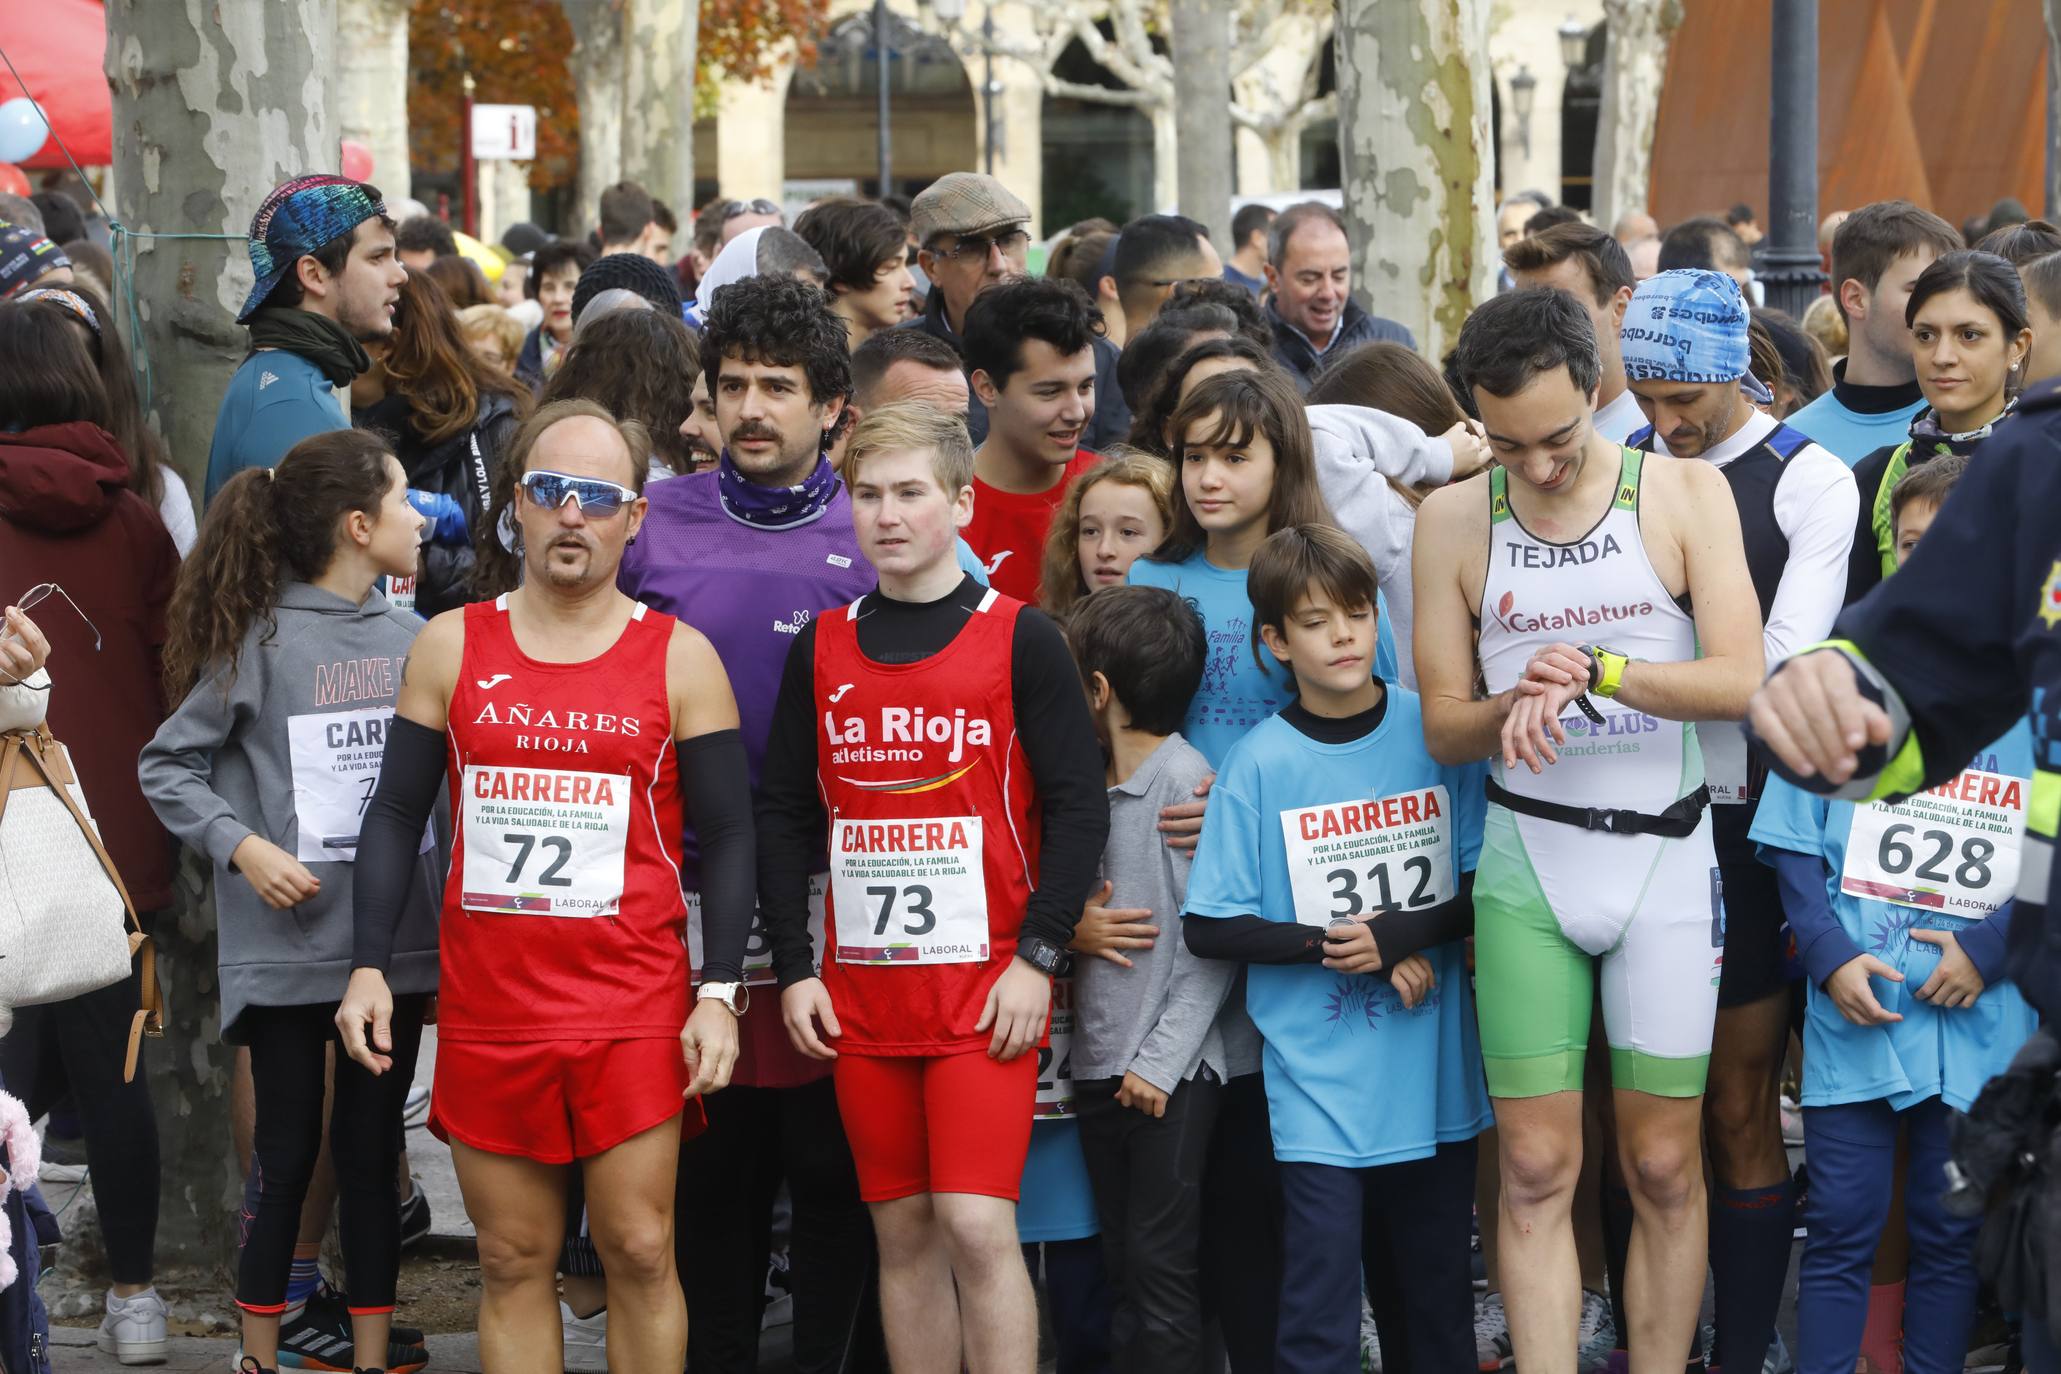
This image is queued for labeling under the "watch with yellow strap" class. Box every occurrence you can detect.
[1582,644,1629,698]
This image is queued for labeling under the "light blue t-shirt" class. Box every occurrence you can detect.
[1129,550,1398,768]
[1751,722,2039,1112]
[1186,689,1494,1167]
[205,349,350,502]
[1017,1119,1098,1242]
[1785,387,1926,468]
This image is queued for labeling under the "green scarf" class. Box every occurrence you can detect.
[244,307,371,389]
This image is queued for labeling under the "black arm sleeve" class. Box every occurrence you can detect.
[1011,609,1111,950]
[1368,872,1477,969]
[678,729,754,986]
[1837,430,2045,788]
[1181,913,1327,966]
[352,716,449,972]
[756,624,830,988]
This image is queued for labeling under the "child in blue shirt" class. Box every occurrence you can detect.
[1183,525,1492,1374]
[1751,455,2039,1374]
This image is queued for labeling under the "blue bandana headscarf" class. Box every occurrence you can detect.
[1620,268,1753,387]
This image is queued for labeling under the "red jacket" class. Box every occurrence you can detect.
[0,423,179,910]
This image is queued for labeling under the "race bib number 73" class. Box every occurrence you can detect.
[1841,768,2025,920]
[831,816,989,965]
[1280,785,1454,928]
[460,764,631,917]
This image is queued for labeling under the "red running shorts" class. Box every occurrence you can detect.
[832,1048,1036,1202]
[431,1036,703,1164]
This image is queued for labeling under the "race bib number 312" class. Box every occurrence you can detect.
[831,816,989,965]
[1281,785,1454,928]
[1841,768,2025,919]
[460,764,631,917]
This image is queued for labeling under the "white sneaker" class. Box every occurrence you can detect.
[98,1287,169,1366]
[1474,1290,1510,1370]
[402,1083,431,1130]
[561,1299,608,1350]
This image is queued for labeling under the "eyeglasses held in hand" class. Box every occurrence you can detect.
[1,582,101,691]
[519,470,638,519]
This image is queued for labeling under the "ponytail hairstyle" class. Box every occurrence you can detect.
[1038,448,1177,618]
[1155,365,1334,563]
[163,429,399,702]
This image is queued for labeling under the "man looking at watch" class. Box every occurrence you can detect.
[755,403,1107,1374]
[1413,288,1763,1374]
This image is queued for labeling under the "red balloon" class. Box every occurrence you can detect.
[340,138,374,183]
[0,163,27,198]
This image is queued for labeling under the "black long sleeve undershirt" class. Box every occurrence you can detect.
[1178,690,1476,975]
[353,715,450,973]
[757,575,1109,987]
[675,729,754,985]
[351,718,758,986]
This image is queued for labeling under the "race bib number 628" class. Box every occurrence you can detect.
[1840,767,2025,920]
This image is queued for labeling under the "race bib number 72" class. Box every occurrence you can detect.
[1281,785,1454,928]
[1841,768,2025,920]
[460,764,631,917]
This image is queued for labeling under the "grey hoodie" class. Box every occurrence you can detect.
[139,582,441,1042]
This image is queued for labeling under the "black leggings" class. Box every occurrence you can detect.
[235,998,425,1313]
[0,958,160,1285]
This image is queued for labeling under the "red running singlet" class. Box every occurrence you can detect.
[812,588,1041,1055]
[439,595,690,1041]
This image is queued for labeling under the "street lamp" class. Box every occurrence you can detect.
[875,0,893,196]
[1510,66,1537,158]
[1558,16,1588,70]
[1763,0,1826,315]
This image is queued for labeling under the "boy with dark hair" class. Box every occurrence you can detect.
[960,277,1105,601]
[1505,221,1642,441]
[206,175,406,499]
[794,196,916,345]
[1657,215,1753,290]
[394,213,456,271]
[598,179,660,258]
[1181,524,1490,1374]
[2020,250,2061,384]
[1112,213,1220,339]
[1750,451,2037,1374]
[1068,585,1234,1374]
[1788,200,1965,462]
[1224,203,1275,297]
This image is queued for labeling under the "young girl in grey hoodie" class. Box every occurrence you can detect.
[139,430,440,1374]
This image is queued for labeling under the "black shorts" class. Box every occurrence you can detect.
[1714,802,1792,1009]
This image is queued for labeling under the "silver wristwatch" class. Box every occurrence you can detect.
[698,980,750,1016]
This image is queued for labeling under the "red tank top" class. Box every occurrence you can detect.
[812,588,1040,1055]
[440,595,689,1041]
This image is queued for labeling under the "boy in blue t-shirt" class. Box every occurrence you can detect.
[1750,455,2039,1374]
[1183,525,1492,1374]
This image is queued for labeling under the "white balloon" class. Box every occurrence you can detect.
[0,99,50,166]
